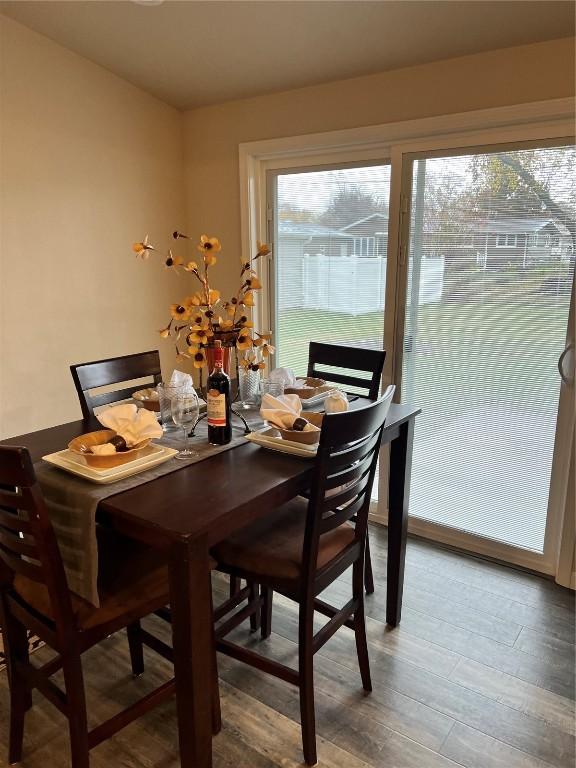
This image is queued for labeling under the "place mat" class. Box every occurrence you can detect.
[33,409,263,607]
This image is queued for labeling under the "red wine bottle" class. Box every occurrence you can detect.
[207,341,232,445]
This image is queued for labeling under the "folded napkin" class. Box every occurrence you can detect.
[169,368,195,393]
[268,368,304,389]
[260,393,320,432]
[324,390,349,413]
[97,403,163,446]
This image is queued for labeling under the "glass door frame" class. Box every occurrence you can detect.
[238,98,575,575]
[384,136,575,574]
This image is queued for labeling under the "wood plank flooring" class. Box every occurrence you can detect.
[0,526,574,767]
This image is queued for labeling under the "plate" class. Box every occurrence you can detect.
[42,443,178,484]
[246,427,318,458]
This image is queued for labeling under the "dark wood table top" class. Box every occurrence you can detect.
[1,403,420,546]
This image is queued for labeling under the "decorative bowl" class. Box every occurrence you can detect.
[132,387,161,412]
[68,430,152,469]
[277,412,324,445]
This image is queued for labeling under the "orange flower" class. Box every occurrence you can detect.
[236,330,253,350]
[184,260,199,273]
[192,349,207,368]
[170,303,191,321]
[132,234,155,259]
[257,241,271,257]
[197,235,222,254]
[165,250,183,269]
[242,291,255,307]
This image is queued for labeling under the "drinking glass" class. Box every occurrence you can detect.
[260,379,285,399]
[158,382,184,431]
[171,393,200,460]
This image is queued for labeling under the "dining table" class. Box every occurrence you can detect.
[1,399,420,768]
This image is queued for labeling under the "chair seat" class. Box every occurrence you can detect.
[14,530,178,633]
[213,497,355,585]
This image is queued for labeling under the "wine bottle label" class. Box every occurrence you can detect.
[207,390,227,427]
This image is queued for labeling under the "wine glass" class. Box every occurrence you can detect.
[171,393,200,460]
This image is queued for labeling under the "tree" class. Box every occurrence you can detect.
[319,183,388,228]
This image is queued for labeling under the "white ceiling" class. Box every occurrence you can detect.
[1,1,573,110]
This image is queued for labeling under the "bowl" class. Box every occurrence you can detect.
[132,387,161,412]
[68,430,152,469]
[277,412,324,445]
[284,377,331,400]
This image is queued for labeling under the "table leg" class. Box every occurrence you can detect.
[386,418,415,627]
[169,536,213,768]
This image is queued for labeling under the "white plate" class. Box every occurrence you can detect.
[42,443,179,484]
[246,427,318,458]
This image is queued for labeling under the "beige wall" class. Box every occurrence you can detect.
[183,37,575,302]
[0,16,184,438]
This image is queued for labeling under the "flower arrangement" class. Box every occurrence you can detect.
[132,232,274,376]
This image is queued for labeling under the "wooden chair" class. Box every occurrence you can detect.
[308,342,386,594]
[0,445,220,767]
[307,341,385,401]
[70,351,162,419]
[212,392,393,765]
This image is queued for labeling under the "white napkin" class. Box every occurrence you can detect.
[260,393,320,432]
[169,369,194,393]
[269,368,304,389]
[324,390,349,413]
[97,403,163,446]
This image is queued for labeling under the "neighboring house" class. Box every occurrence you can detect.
[423,217,573,269]
[282,214,573,267]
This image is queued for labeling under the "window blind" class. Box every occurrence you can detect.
[401,145,575,552]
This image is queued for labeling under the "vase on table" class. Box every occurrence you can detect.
[238,368,261,409]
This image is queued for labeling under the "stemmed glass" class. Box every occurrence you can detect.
[171,393,200,460]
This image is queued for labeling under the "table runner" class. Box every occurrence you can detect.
[33,410,263,607]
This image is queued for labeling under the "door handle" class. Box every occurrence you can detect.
[558,342,575,386]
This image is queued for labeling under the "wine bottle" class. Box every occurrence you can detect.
[207,341,232,445]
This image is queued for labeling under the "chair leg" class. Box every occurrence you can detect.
[62,654,90,768]
[209,590,222,735]
[298,601,317,766]
[364,532,375,595]
[249,582,260,633]
[353,559,372,692]
[6,617,30,765]
[127,621,145,676]
[261,586,273,639]
[229,574,240,599]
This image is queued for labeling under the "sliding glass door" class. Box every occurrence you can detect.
[399,144,575,555]
[270,163,390,378]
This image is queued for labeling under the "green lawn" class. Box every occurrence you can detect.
[276,292,571,430]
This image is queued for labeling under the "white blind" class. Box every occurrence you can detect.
[401,145,575,552]
[273,165,391,379]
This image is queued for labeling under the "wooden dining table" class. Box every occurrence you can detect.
[1,400,420,768]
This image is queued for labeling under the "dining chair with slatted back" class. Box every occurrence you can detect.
[70,350,162,419]
[213,389,394,766]
[0,445,189,767]
[307,342,386,594]
[307,341,385,401]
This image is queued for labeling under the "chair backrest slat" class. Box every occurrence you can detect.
[0,504,33,534]
[307,342,385,400]
[0,529,39,560]
[323,451,373,491]
[70,351,161,419]
[327,430,381,473]
[320,466,372,516]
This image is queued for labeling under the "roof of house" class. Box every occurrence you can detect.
[473,217,567,235]
[278,221,350,238]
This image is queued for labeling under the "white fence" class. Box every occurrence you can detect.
[278,253,444,315]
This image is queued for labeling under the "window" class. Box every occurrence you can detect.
[496,233,517,247]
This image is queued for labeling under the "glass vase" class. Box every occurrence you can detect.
[238,368,261,409]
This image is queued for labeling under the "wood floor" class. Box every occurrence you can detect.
[0,525,574,767]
